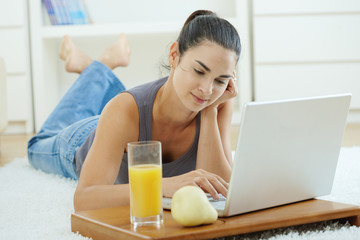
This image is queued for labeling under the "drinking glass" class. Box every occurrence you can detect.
[127,141,163,227]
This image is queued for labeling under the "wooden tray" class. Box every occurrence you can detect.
[71,199,360,240]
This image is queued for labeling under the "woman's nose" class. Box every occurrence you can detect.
[198,79,212,95]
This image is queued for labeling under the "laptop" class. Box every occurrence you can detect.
[163,93,351,217]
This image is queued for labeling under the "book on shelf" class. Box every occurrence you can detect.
[42,0,91,25]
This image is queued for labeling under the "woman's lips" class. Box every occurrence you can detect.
[191,93,208,104]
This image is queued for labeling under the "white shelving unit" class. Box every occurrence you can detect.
[29,0,253,131]
[251,0,360,122]
[0,0,33,134]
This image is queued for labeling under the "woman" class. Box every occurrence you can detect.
[28,10,241,211]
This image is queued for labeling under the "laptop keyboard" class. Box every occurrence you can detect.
[207,194,226,210]
[162,194,227,211]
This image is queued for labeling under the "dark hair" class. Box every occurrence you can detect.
[177,10,241,61]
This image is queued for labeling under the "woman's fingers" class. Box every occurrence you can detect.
[227,76,238,97]
[164,170,230,199]
[209,176,228,197]
[192,171,229,199]
[194,176,220,199]
[232,70,237,81]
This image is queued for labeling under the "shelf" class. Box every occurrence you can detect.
[40,17,239,39]
[41,22,183,39]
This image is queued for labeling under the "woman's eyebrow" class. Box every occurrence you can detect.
[195,60,232,78]
[195,60,211,72]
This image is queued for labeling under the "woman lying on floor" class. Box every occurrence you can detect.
[27,10,241,211]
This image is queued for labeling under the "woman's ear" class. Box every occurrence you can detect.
[169,42,180,68]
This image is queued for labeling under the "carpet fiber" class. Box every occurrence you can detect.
[1,147,359,240]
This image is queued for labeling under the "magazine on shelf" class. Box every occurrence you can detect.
[42,0,91,25]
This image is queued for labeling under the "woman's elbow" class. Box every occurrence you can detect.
[73,188,85,212]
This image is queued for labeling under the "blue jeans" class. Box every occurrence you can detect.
[27,61,126,180]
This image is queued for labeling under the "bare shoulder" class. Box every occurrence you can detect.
[98,91,139,143]
[107,92,138,116]
[76,91,140,188]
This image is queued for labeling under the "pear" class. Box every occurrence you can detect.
[171,186,218,227]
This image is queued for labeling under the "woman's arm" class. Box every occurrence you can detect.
[196,78,237,182]
[74,93,139,212]
[216,99,234,167]
[196,100,233,182]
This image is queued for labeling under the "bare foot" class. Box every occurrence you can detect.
[59,35,92,73]
[97,33,131,70]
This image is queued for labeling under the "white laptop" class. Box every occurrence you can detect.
[163,93,351,217]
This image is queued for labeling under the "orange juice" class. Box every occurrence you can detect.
[129,164,162,218]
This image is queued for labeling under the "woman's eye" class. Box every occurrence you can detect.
[194,68,204,75]
[215,79,226,85]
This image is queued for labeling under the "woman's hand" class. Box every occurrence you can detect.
[162,169,229,200]
[209,71,238,110]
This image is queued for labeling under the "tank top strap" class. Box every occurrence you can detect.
[125,77,168,141]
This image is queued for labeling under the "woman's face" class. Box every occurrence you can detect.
[172,41,237,112]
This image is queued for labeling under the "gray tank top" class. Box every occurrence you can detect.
[74,77,200,184]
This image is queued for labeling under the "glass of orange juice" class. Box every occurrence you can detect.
[127,141,163,227]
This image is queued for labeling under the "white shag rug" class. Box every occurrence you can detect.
[1,148,360,240]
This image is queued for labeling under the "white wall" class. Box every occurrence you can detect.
[251,0,360,121]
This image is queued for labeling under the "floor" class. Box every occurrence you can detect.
[0,123,359,167]
[0,134,33,166]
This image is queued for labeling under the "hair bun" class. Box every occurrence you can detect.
[177,9,241,61]
[183,10,216,27]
